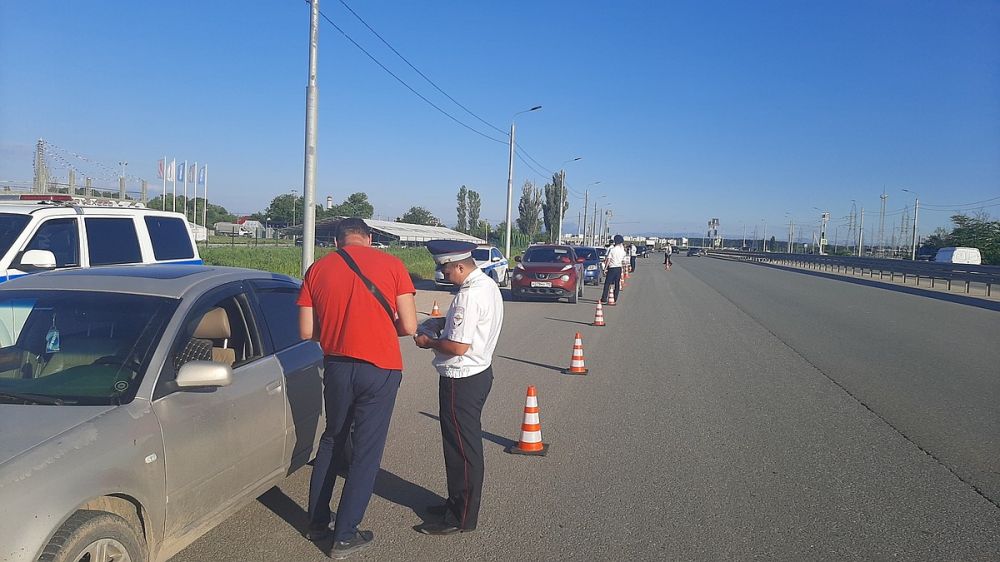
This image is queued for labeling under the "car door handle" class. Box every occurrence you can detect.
[266,380,283,395]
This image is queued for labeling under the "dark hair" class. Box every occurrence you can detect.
[336,218,371,241]
[613,234,624,244]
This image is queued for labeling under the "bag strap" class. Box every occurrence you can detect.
[336,248,396,323]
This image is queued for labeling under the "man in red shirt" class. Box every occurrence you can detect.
[297,218,417,559]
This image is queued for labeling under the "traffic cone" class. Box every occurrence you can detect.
[430,301,442,317]
[506,385,548,456]
[592,301,606,326]
[564,332,589,375]
[607,285,616,306]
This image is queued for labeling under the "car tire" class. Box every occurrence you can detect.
[577,281,585,298]
[39,510,146,562]
[490,271,500,285]
[501,270,509,287]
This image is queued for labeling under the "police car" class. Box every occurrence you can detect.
[0,194,201,283]
[434,244,509,287]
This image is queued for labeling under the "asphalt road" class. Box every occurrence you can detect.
[174,255,1000,561]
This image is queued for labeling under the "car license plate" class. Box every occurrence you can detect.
[530,281,552,288]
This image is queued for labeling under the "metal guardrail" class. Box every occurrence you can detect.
[709,251,1000,297]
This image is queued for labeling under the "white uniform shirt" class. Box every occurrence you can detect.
[433,268,504,378]
[605,245,627,268]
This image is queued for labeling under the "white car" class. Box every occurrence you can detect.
[434,244,509,286]
[0,194,200,283]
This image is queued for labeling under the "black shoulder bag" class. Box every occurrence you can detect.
[336,248,396,323]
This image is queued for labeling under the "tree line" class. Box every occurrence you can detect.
[923,213,999,265]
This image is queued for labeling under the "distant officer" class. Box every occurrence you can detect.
[414,240,504,535]
[601,234,627,303]
[663,243,673,270]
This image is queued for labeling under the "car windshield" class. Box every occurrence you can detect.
[0,213,31,258]
[472,249,490,261]
[0,290,177,405]
[523,247,573,263]
[597,248,607,257]
[575,247,598,260]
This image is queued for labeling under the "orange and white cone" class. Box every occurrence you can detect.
[607,285,616,306]
[564,332,589,375]
[592,301,606,326]
[430,300,442,317]
[506,385,548,456]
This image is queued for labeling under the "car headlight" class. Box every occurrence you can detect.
[560,264,573,271]
[513,273,523,280]
[586,264,597,271]
[560,274,570,282]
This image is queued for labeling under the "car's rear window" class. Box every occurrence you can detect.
[145,216,195,260]
[472,249,490,261]
[523,247,572,263]
[575,248,598,259]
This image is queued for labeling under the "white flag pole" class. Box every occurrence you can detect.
[182,159,188,221]
[171,158,177,212]
[202,165,209,237]
[191,160,198,227]
[161,155,166,209]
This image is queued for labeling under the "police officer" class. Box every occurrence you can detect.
[414,240,504,535]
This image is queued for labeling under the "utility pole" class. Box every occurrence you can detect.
[857,208,865,257]
[301,0,320,275]
[557,169,566,244]
[742,224,746,250]
[762,221,767,252]
[911,197,919,260]
[878,189,887,257]
[788,219,793,253]
[582,189,589,245]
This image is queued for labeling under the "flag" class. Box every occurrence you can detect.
[166,160,176,182]
[187,163,196,183]
[177,162,186,182]
[198,165,206,185]
[157,158,165,179]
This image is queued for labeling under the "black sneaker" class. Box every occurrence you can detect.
[329,530,374,559]
[304,525,334,542]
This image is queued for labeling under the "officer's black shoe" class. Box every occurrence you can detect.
[415,515,472,536]
[328,530,374,559]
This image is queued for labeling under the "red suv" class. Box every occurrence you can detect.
[510,244,585,303]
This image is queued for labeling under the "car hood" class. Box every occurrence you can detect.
[0,404,116,466]
[517,262,577,272]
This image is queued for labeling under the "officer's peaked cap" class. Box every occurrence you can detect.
[427,239,477,265]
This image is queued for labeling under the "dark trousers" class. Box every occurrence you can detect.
[630,256,637,271]
[308,356,401,541]
[601,266,622,302]
[438,367,493,530]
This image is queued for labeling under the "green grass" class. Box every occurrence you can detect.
[200,245,436,280]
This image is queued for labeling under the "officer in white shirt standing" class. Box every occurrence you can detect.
[601,234,628,303]
[414,240,504,535]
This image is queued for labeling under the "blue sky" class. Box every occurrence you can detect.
[1,1,997,240]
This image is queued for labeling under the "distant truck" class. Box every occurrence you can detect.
[214,222,251,237]
[934,247,982,265]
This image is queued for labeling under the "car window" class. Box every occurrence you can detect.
[575,248,598,260]
[472,249,490,261]
[0,290,176,405]
[86,217,142,265]
[491,248,502,260]
[145,216,195,260]
[253,285,304,351]
[171,294,261,375]
[0,213,31,257]
[25,218,80,267]
[523,247,572,263]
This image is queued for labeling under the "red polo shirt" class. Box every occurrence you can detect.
[297,246,415,370]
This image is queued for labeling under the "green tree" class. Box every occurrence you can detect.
[329,192,374,219]
[541,173,569,243]
[398,206,441,226]
[947,213,999,265]
[516,180,542,237]
[456,185,468,232]
[467,189,481,235]
[148,195,235,224]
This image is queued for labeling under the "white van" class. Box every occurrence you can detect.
[933,246,982,265]
[0,194,201,283]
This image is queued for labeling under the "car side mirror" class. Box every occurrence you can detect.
[17,249,57,272]
[176,361,233,389]
[491,256,501,262]
[576,257,585,263]
[514,255,522,262]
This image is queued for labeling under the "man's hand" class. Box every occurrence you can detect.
[414,334,434,349]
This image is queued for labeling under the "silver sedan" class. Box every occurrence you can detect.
[0,265,325,562]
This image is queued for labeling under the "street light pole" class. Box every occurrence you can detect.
[505,105,541,260]
[903,189,919,260]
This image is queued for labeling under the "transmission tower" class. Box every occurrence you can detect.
[33,139,50,193]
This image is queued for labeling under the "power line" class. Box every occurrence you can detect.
[336,0,506,136]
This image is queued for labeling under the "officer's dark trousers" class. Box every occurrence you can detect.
[601,266,622,302]
[438,367,493,530]
[308,356,401,541]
